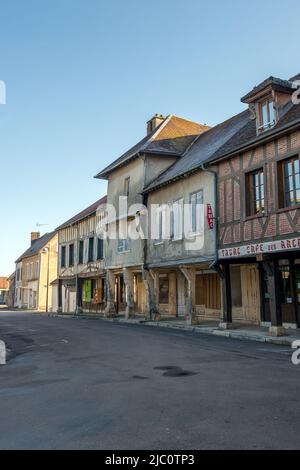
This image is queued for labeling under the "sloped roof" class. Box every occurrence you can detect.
[56,195,107,231]
[95,115,209,179]
[241,76,294,103]
[143,110,250,192]
[15,231,57,263]
[144,100,300,193]
[0,277,9,289]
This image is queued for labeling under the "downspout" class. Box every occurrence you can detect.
[200,163,219,271]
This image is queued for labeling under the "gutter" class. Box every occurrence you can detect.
[199,163,219,270]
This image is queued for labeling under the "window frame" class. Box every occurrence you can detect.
[61,245,66,268]
[257,98,275,132]
[97,237,104,260]
[68,243,74,267]
[190,190,204,234]
[124,177,130,197]
[245,168,265,216]
[278,155,300,209]
[88,237,95,263]
[78,240,84,265]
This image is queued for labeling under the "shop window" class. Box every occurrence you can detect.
[230,265,242,307]
[279,266,293,305]
[159,275,169,304]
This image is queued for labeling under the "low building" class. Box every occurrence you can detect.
[56,196,107,313]
[0,277,9,305]
[7,272,16,308]
[15,231,58,311]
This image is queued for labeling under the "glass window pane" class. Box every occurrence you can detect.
[262,103,268,126]
[268,101,275,123]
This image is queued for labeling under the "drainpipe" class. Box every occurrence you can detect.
[200,163,219,270]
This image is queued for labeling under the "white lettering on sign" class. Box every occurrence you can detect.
[219,237,300,259]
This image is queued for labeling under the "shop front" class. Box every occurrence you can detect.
[219,236,300,332]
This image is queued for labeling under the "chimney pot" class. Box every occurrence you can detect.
[147,114,165,135]
[31,232,40,245]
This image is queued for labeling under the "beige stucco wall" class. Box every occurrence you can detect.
[38,233,58,311]
[146,169,216,265]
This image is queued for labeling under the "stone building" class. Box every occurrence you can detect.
[95,114,209,318]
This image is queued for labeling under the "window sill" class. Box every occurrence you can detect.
[117,250,131,254]
[154,241,164,246]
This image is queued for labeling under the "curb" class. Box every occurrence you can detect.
[49,313,296,347]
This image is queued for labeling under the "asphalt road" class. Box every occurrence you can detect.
[0,311,299,450]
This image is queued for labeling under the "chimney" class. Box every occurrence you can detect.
[147,114,165,135]
[31,232,40,245]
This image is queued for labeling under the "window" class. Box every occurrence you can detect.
[69,244,74,267]
[117,239,129,253]
[155,204,169,241]
[171,199,183,240]
[61,246,66,268]
[258,98,275,132]
[78,240,84,265]
[97,238,104,260]
[278,156,300,208]
[159,275,169,304]
[190,190,203,233]
[246,169,265,215]
[124,177,130,197]
[88,237,94,262]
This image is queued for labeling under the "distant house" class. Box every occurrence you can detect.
[7,272,16,308]
[15,231,58,311]
[0,277,9,305]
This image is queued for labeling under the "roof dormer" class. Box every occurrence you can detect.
[241,76,295,135]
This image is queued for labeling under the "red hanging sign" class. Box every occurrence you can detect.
[207,204,214,229]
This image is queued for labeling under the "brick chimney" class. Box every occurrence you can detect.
[147,114,165,135]
[31,232,40,245]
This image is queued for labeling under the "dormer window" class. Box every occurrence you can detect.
[258,98,275,132]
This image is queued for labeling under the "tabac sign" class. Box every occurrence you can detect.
[219,236,300,259]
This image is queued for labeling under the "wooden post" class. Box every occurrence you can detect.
[149,269,160,319]
[123,268,134,319]
[263,260,285,336]
[104,270,116,317]
[219,263,233,329]
[180,267,196,325]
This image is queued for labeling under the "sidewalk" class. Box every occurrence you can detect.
[50,311,300,347]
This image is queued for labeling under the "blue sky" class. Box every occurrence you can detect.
[1,0,300,274]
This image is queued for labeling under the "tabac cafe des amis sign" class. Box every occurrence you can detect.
[219,237,300,259]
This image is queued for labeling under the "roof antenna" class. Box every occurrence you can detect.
[36,222,49,228]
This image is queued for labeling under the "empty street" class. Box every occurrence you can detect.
[0,311,300,450]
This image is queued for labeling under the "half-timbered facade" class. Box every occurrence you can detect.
[56,196,107,313]
[210,72,300,335]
